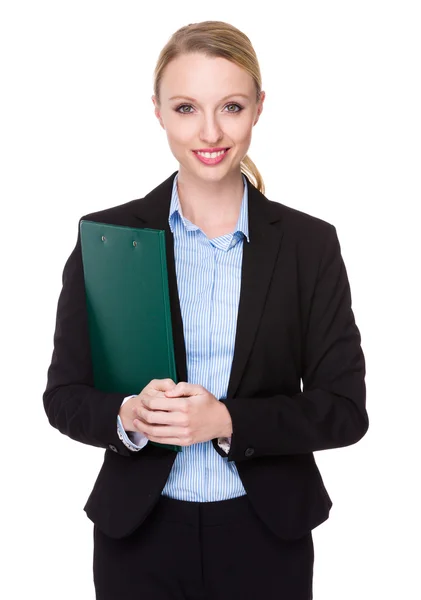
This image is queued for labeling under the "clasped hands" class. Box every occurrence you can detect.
[119,378,233,447]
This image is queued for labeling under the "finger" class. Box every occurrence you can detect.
[133,420,191,442]
[133,413,166,428]
[165,382,201,397]
[141,394,188,412]
[136,406,188,426]
[164,382,186,396]
[148,378,176,392]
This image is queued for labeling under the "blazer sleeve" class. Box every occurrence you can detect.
[42,221,135,457]
[222,224,369,462]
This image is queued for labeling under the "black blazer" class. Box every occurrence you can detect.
[43,170,368,541]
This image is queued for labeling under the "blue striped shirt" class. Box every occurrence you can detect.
[118,173,249,501]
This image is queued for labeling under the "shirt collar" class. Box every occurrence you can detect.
[168,172,250,242]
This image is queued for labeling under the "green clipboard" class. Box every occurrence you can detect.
[80,219,182,453]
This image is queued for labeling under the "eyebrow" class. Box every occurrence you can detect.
[169,93,250,102]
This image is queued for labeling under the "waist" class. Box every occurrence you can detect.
[150,493,251,527]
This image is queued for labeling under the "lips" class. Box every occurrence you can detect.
[193,147,229,153]
[193,148,230,165]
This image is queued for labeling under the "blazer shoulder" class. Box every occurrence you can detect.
[79,197,144,225]
[267,198,336,238]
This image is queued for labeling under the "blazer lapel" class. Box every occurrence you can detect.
[132,171,284,399]
[226,181,284,399]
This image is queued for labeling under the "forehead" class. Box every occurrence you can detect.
[160,53,254,100]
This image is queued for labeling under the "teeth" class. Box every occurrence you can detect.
[196,150,226,158]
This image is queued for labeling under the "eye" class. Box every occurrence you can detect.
[225,103,243,113]
[175,103,243,114]
[176,104,194,114]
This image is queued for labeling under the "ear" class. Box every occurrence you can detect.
[152,95,165,130]
[254,90,265,125]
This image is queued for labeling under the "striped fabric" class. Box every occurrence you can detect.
[119,172,249,501]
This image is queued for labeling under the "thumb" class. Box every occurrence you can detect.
[151,378,176,391]
[165,381,184,396]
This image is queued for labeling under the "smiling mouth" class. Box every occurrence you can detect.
[193,148,230,157]
[192,148,231,165]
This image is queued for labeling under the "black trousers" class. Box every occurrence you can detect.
[93,494,314,599]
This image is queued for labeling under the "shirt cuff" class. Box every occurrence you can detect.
[116,395,149,451]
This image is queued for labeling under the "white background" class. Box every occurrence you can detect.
[1,1,420,598]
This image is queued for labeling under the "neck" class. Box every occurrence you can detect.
[176,168,244,227]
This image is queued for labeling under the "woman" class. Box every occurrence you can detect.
[43,20,368,600]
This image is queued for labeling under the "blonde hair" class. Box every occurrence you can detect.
[153,20,265,195]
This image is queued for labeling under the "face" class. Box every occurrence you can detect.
[152,53,265,182]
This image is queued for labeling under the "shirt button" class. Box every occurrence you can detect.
[109,444,118,453]
[245,447,255,457]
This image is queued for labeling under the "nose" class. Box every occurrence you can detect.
[199,113,224,144]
